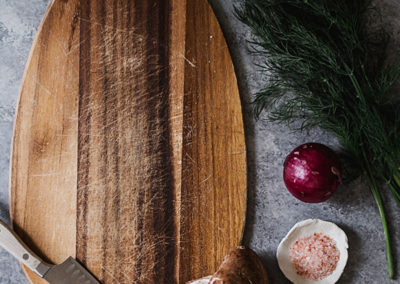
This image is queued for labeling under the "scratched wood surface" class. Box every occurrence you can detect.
[10,0,246,283]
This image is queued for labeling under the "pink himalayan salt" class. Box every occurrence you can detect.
[289,233,340,281]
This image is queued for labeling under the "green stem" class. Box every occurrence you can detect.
[360,147,393,279]
[344,63,366,105]
[393,171,400,188]
[389,181,400,207]
[364,170,394,279]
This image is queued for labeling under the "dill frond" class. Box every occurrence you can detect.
[236,0,400,278]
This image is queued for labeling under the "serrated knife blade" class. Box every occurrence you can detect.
[0,220,100,284]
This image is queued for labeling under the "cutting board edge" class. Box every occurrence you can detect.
[9,1,60,283]
[9,0,56,220]
[208,1,248,245]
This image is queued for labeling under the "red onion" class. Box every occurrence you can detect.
[283,143,342,203]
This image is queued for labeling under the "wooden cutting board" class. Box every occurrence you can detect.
[10,0,246,283]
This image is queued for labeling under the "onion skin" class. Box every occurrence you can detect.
[283,143,342,203]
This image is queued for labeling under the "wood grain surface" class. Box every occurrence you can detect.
[10,0,80,283]
[10,0,246,283]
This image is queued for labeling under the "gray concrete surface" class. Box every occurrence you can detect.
[0,0,399,283]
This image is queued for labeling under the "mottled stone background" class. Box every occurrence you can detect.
[0,0,399,283]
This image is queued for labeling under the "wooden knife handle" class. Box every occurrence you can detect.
[0,220,51,277]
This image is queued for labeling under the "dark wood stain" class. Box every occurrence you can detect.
[67,6,80,52]
[147,0,176,282]
[77,0,91,266]
[77,0,176,282]
[130,1,146,281]
[99,0,112,281]
[130,1,145,281]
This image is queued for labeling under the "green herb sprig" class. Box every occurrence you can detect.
[236,0,400,279]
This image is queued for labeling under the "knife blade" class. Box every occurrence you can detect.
[0,220,100,284]
[43,257,99,284]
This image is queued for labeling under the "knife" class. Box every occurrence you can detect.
[0,219,100,284]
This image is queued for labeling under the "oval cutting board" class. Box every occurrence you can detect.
[10,0,246,283]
